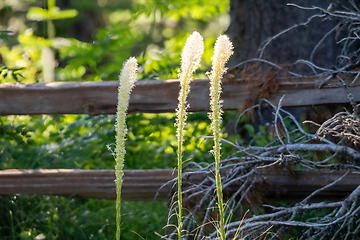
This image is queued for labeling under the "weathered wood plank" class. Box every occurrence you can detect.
[0,169,358,202]
[0,77,358,115]
[0,169,175,201]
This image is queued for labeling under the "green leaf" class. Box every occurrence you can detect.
[244,124,255,137]
[27,7,50,21]
[12,73,18,82]
[0,30,13,40]
[49,7,78,20]
[27,7,78,21]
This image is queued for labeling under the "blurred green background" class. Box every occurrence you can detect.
[0,0,233,239]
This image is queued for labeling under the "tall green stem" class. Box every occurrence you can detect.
[47,20,55,39]
[175,31,204,239]
[176,80,189,238]
[208,35,233,240]
[47,0,55,39]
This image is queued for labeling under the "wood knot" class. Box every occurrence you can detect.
[84,102,98,115]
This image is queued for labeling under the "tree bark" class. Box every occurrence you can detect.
[227,0,348,70]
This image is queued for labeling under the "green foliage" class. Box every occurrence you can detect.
[1,0,229,82]
[125,112,215,169]
[0,31,25,82]
[27,0,78,39]
[27,6,78,21]
[0,112,217,170]
[0,195,167,240]
[0,66,24,82]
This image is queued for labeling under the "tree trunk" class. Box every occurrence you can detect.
[227,0,348,70]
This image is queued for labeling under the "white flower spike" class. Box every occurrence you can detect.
[114,57,138,240]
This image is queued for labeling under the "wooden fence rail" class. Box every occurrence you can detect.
[0,78,359,201]
[0,169,358,202]
[0,77,359,115]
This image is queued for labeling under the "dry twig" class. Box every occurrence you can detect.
[162,2,360,239]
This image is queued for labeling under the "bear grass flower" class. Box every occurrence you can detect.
[208,35,233,240]
[175,31,204,239]
[114,57,138,240]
